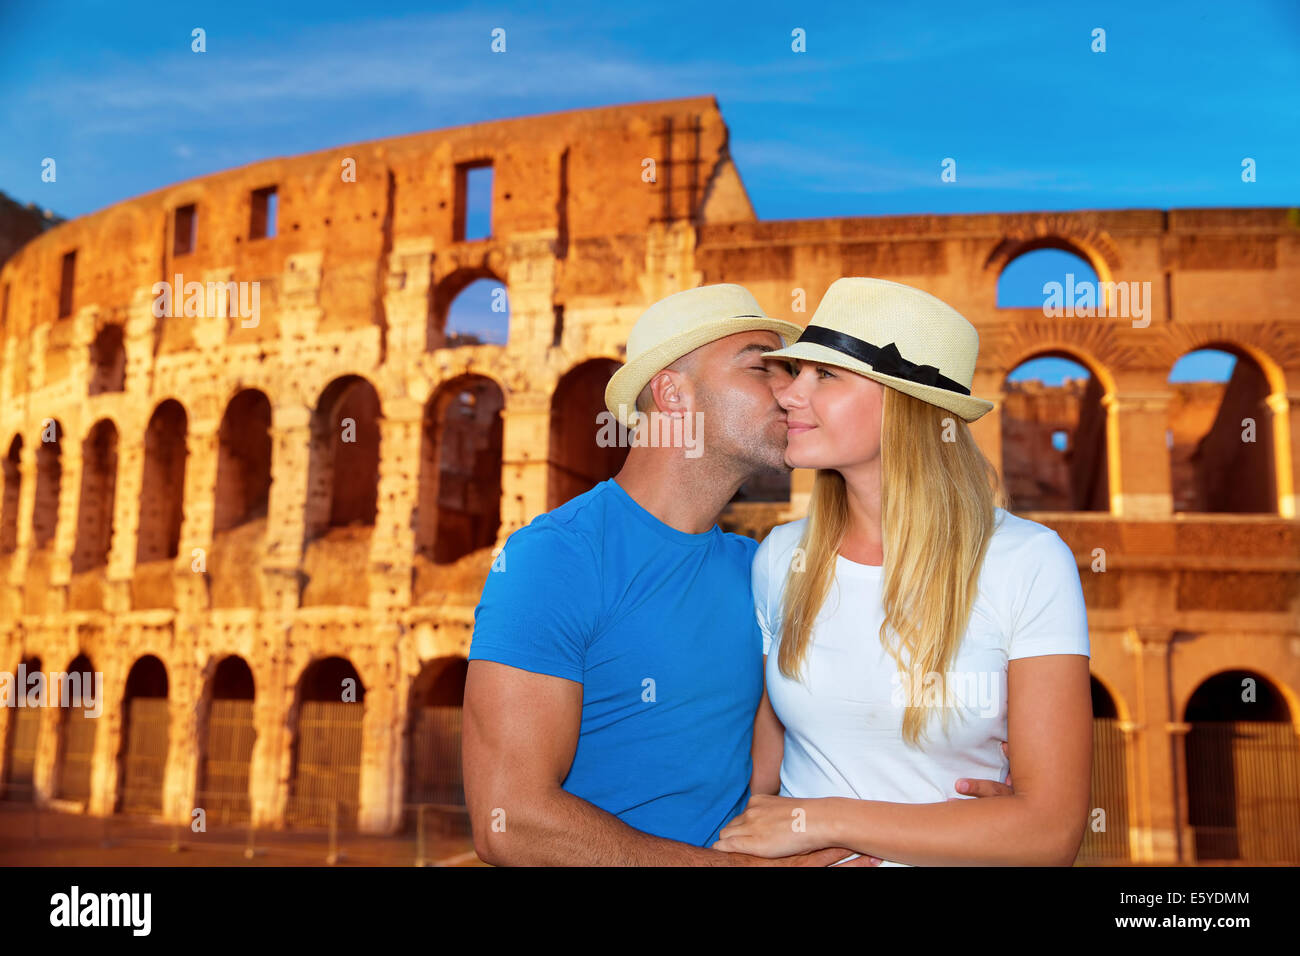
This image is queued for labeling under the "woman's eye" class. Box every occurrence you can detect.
[817,367,834,379]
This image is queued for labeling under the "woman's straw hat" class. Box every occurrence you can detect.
[763,277,994,421]
[605,284,803,427]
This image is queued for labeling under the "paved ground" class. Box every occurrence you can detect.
[0,802,485,867]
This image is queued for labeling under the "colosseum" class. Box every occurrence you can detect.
[0,95,1297,863]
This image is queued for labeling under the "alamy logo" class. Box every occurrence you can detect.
[0,665,102,717]
[49,886,151,936]
[1041,273,1151,328]
[152,272,259,327]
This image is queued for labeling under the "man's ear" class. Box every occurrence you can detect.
[649,369,686,417]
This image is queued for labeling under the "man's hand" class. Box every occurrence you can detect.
[951,740,1014,800]
[728,846,881,867]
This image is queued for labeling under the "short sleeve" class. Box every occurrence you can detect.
[1007,530,1091,660]
[753,532,776,656]
[467,524,599,683]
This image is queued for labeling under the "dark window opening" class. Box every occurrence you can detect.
[454,161,493,241]
[173,204,197,256]
[58,252,75,318]
[250,187,278,239]
[552,304,565,347]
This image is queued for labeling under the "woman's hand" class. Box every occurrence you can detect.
[712,794,831,858]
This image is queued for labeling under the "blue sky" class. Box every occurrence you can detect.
[3,0,1296,221]
[2,0,1294,383]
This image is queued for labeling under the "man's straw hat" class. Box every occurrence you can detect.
[604,284,802,428]
[763,277,995,421]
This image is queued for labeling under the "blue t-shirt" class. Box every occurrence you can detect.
[468,477,763,847]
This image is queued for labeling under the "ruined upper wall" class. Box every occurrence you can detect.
[0,95,752,351]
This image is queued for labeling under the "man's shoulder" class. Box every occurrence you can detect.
[497,484,614,566]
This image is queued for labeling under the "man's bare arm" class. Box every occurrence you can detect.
[749,656,784,796]
[463,659,856,866]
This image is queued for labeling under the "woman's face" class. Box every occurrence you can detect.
[769,358,885,471]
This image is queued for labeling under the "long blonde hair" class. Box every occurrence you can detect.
[776,386,1004,748]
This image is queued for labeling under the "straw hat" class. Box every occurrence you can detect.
[604,284,803,428]
[762,277,994,421]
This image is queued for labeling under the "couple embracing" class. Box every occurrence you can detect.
[463,277,1092,866]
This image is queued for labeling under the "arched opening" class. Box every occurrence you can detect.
[195,655,256,825]
[0,435,22,588]
[1078,676,1131,861]
[1168,347,1276,513]
[548,360,628,511]
[405,657,468,833]
[1001,354,1109,512]
[116,654,170,816]
[1184,670,1300,861]
[70,419,118,610]
[211,390,272,607]
[286,656,365,829]
[302,377,381,607]
[2,656,42,802]
[26,420,63,615]
[88,323,126,395]
[134,400,188,610]
[429,270,507,350]
[54,653,96,802]
[415,376,504,569]
[997,246,1101,310]
[443,278,509,347]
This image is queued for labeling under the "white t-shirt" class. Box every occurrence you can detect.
[753,508,1090,866]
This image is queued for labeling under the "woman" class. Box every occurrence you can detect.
[712,277,1093,866]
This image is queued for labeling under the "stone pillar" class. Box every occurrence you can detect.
[164,649,202,825]
[1128,627,1181,863]
[497,392,551,538]
[1166,720,1197,863]
[357,640,402,835]
[369,400,422,613]
[262,405,312,611]
[1118,720,1143,861]
[504,233,560,354]
[1103,390,1174,517]
[385,238,435,356]
[105,433,145,614]
[87,656,125,817]
[1265,391,1298,518]
[970,370,1003,486]
[175,420,219,610]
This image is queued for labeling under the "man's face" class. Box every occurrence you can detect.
[685,330,795,474]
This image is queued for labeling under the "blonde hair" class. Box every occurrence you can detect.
[776,386,1004,748]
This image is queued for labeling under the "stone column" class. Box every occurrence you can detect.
[261,405,312,611]
[497,392,551,538]
[357,641,402,835]
[1128,627,1181,863]
[1103,391,1174,517]
[104,432,145,614]
[368,399,422,613]
[1265,391,1299,518]
[1165,720,1197,863]
[175,420,219,610]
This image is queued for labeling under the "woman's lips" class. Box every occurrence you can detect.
[786,423,815,434]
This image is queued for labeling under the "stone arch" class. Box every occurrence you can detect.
[53,652,97,802]
[0,435,22,564]
[210,389,273,608]
[405,656,468,825]
[995,243,1101,309]
[985,228,1122,306]
[1079,675,1132,861]
[301,376,382,607]
[1167,342,1280,514]
[136,399,188,564]
[194,655,256,825]
[415,374,504,566]
[1000,349,1112,512]
[429,267,508,350]
[2,655,42,801]
[1182,668,1300,862]
[88,322,126,395]
[71,418,118,582]
[285,655,366,829]
[116,654,170,816]
[548,359,628,510]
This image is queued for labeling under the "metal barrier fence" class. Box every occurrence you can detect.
[1186,720,1300,863]
[284,700,365,829]
[1077,717,1131,861]
[119,697,169,814]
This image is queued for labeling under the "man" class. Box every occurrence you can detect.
[463,283,1009,865]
